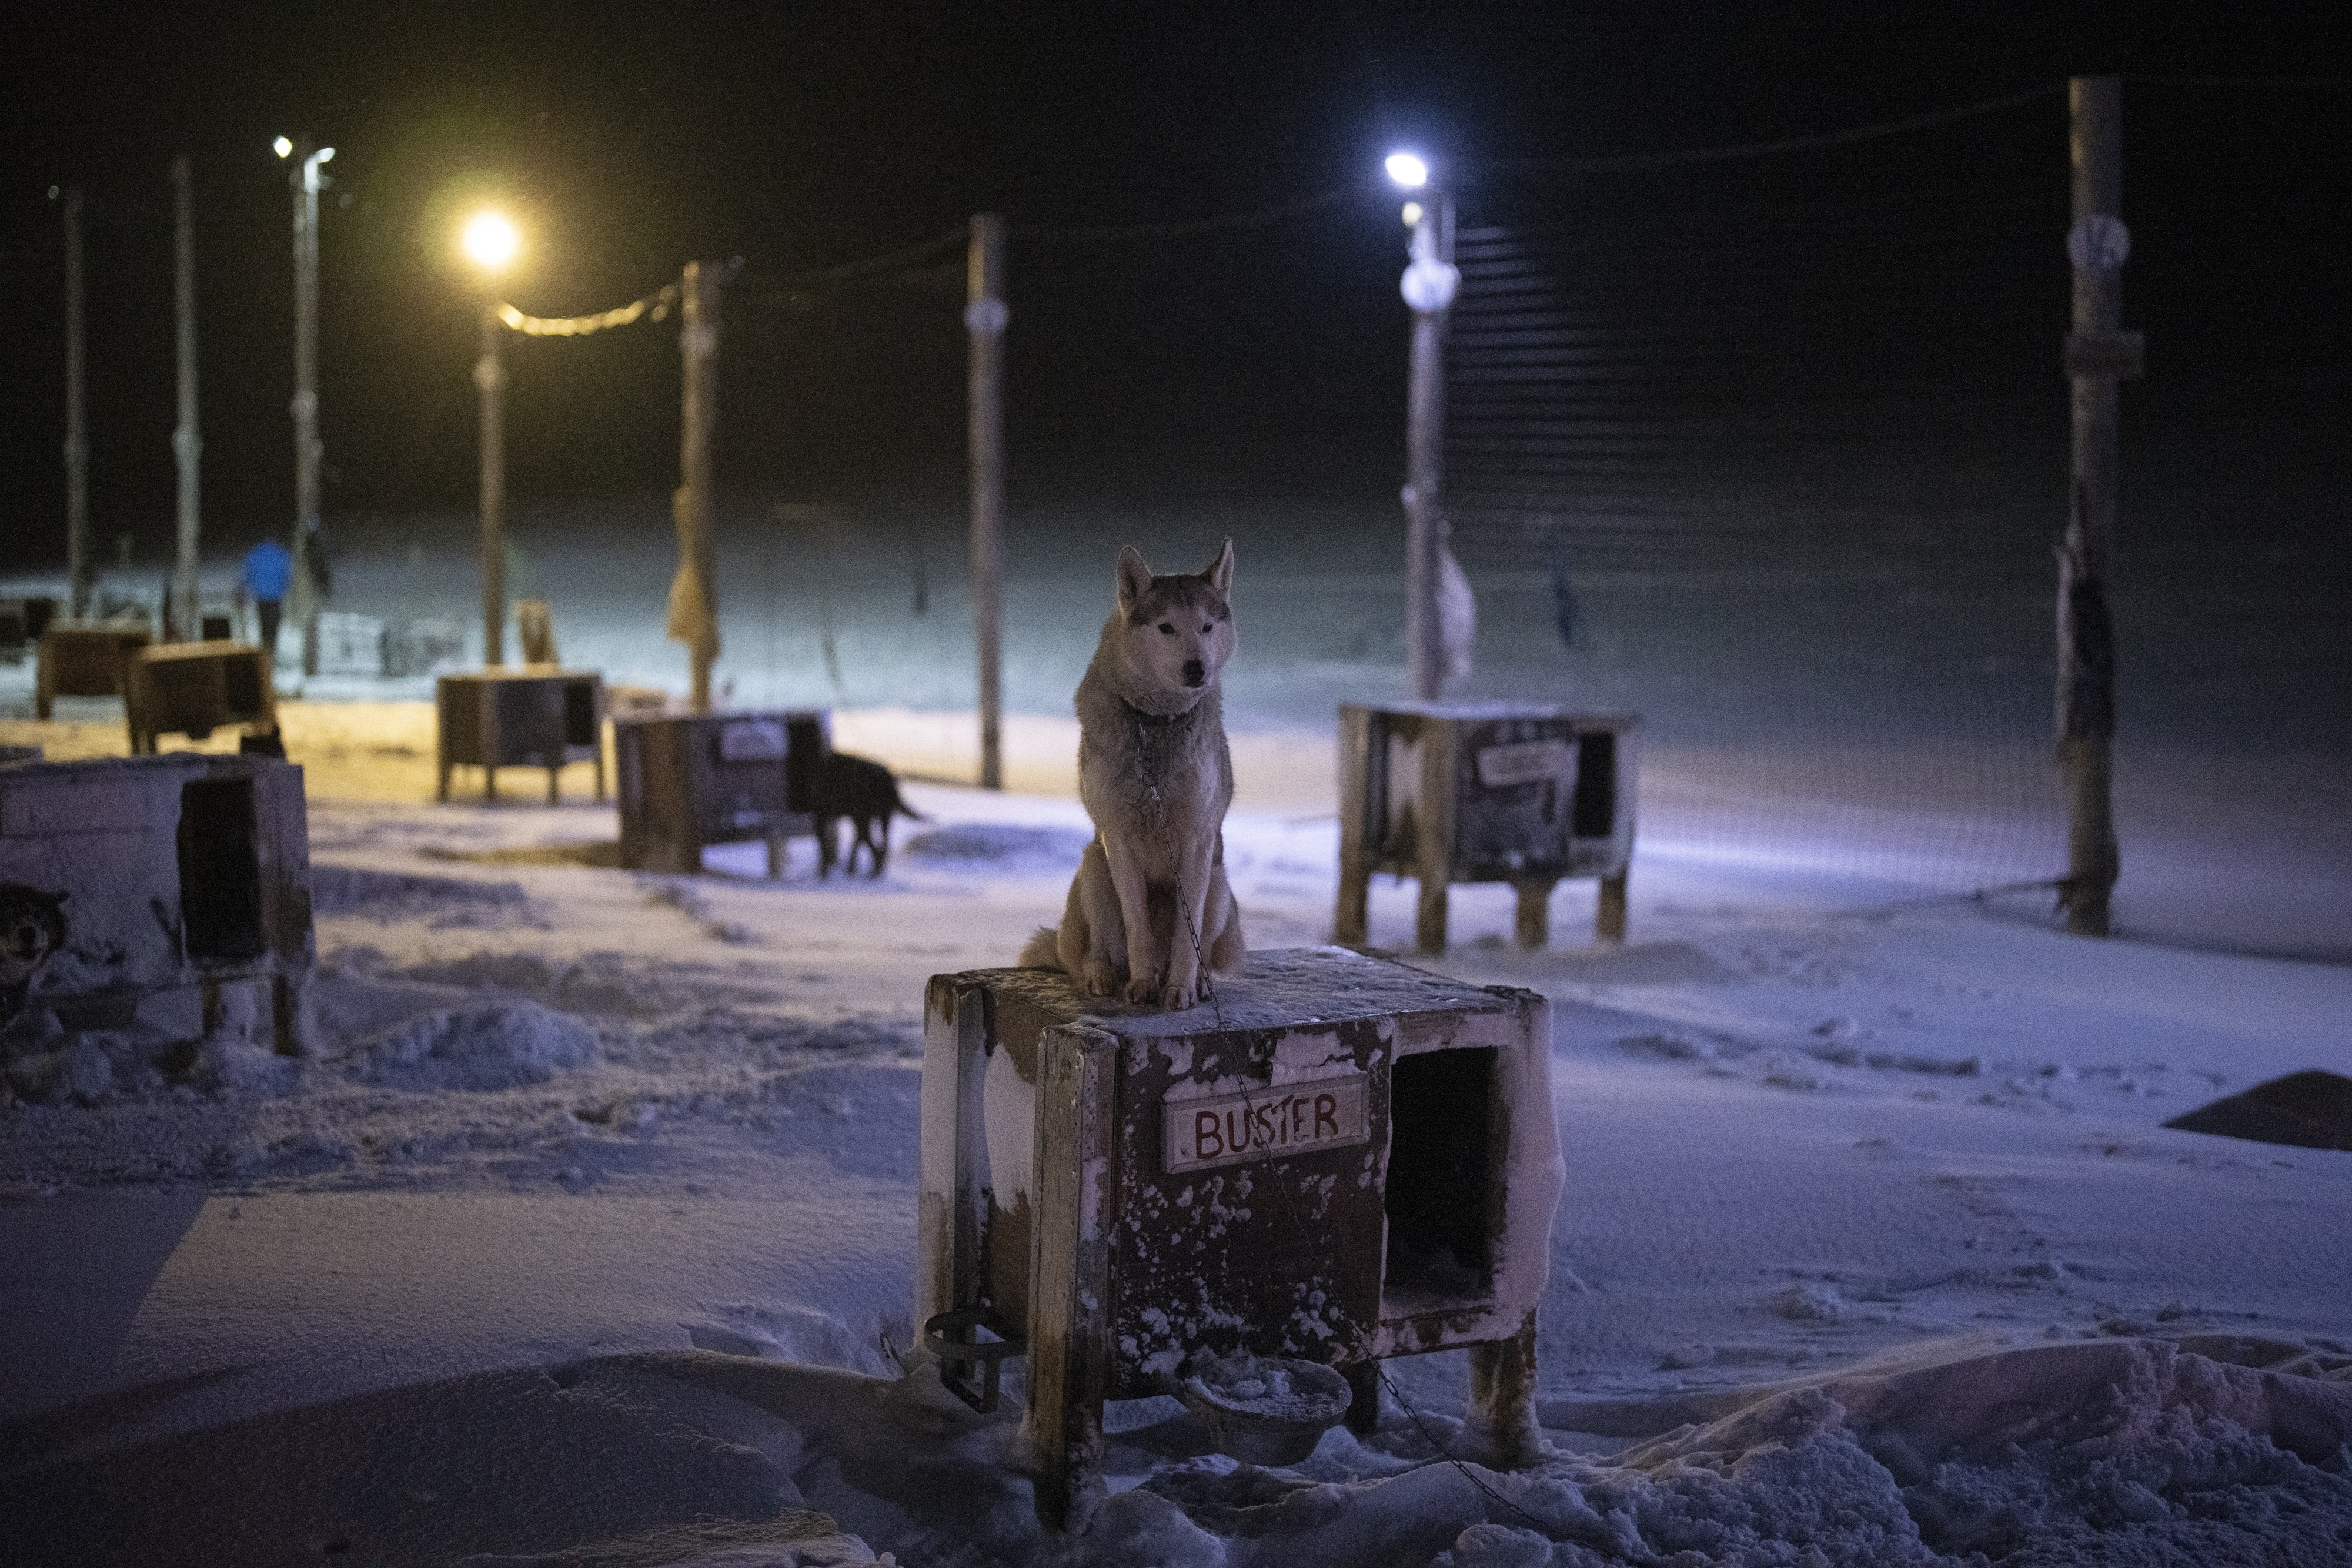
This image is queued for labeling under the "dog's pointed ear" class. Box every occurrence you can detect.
[1204,537,1235,600]
[1116,546,1154,613]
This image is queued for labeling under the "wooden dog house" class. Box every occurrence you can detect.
[920,947,1563,1528]
[1337,702,1640,951]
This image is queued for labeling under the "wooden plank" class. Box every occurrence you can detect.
[1023,1021,1115,1533]
[1334,706,1371,944]
[917,976,973,1326]
[1415,717,1455,951]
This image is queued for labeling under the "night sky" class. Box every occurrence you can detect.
[1,2,2344,566]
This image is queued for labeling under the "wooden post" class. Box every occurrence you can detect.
[63,186,91,620]
[1511,879,1555,950]
[171,155,202,643]
[967,215,1007,790]
[476,305,506,666]
[2058,76,2127,937]
[290,141,326,676]
[1022,1021,1115,1533]
[1334,707,1373,944]
[1462,1312,1544,1467]
[1402,195,1455,703]
[1596,869,1629,942]
[1414,723,1455,953]
[679,260,721,711]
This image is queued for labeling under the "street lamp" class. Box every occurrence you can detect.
[461,209,517,666]
[1388,150,1459,701]
[278,136,335,673]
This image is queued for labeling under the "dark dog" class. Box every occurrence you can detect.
[810,751,924,878]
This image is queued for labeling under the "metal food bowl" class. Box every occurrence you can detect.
[1179,1355,1352,1466]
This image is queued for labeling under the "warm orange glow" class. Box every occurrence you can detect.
[460,210,520,272]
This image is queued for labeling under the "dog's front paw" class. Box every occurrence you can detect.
[1122,974,1162,1006]
[1081,959,1123,997]
[1158,980,1198,1012]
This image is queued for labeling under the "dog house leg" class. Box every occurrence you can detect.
[1415,877,1448,954]
[1343,1360,1384,1435]
[271,973,309,1056]
[1512,879,1555,950]
[1596,870,1628,942]
[1334,857,1371,947]
[546,764,560,805]
[1023,1022,1116,1533]
[765,834,783,879]
[1462,1312,1543,1469]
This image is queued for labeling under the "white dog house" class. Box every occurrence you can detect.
[0,754,314,1054]
[920,947,1563,1529]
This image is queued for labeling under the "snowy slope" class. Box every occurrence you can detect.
[4,772,2348,1566]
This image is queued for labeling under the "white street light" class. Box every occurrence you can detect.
[1390,149,1460,700]
[285,135,338,673]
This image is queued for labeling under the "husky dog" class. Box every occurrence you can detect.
[810,750,926,878]
[0,884,67,1107]
[1020,541,1246,1009]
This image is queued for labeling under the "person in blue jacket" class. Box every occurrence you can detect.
[242,537,293,653]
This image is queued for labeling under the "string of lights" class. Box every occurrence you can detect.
[495,281,680,336]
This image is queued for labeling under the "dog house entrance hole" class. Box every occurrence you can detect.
[178,777,265,960]
[1572,731,1616,839]
[563,681,599,748]
[221,654,265,717]
[1384,1045,1495,1312]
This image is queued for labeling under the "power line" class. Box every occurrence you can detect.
[1016,73,2346,244]
[763,222,971,285]
[1481,82,2066,176]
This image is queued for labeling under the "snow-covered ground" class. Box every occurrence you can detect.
[3,502,2349,1565]
[2,768,2348,1566]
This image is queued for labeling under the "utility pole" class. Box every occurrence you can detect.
[63,186,91,620]
[2057,76,2140,938]
[677,259,721,710]
[966,214,1007,790]
[476,305,506,666]
[289,140,332,673]
[1400,193,1458,703]
[171,154,202,641]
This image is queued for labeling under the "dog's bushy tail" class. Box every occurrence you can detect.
[1017,926,1063,970]
[888,780,929,822]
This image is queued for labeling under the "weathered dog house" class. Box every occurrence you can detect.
[435,670,606,804]
[920,947,1563,1529]
[613,708,830,875]
[124,640,278,754]
[1336,702,1640,952]
[0,754,314,1054]
[34,623,152,718]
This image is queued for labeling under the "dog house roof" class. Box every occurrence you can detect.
[932,945,1527,1041]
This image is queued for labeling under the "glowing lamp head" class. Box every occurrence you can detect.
[273,136,295,159]
[460,210,520,272]
[315,146,334,165]
[1385,151,1430,190]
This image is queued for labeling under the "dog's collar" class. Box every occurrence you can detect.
[1125,700,1186,730]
